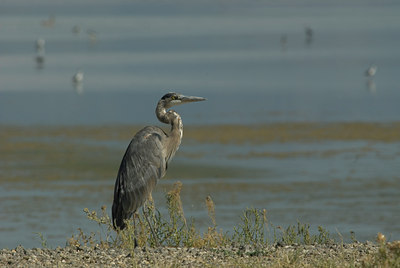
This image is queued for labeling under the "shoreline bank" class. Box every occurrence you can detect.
[0,242,384,267]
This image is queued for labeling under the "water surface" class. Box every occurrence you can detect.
[1,124,399,248]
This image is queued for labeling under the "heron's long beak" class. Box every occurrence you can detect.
[180,95,206,103]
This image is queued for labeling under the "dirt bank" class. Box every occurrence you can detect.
[0,242,380,267]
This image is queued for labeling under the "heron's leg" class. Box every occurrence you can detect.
[133,213,139,248]
[142,201,160,247]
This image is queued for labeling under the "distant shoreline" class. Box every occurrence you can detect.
[2,121,400,143]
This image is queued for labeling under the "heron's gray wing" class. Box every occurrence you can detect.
[112,126,167,229]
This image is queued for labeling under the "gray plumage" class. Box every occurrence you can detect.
[112,92,205,230]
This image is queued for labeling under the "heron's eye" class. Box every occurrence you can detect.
[171,96,177,100]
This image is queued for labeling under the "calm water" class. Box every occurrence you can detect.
[1,0,400,248]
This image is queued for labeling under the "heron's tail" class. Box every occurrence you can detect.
[112,200,128,230]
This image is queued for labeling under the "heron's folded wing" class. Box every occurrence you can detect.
[112,127,167,227]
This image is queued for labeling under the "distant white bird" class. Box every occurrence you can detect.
[365,64,377,77]
[72,71,84,84]
[72,71,84,94]
[35,38,45,53]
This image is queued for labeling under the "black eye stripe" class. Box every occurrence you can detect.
[161,92,177,100]
[161,93,173,100]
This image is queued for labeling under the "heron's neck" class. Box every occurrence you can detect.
[156,105,183,158]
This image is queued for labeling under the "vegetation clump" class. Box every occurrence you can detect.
[63,182,400,267]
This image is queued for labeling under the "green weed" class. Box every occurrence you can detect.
[233,208,268,246]
[34,232,48,248]
[277,221,333,246]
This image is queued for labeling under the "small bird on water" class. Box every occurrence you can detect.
[72,71,84,94]
[112,92,206,231]
[35,38,46,53]
[72,71,84,84]
[365,64,377,77]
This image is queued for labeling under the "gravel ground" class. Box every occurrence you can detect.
[0,242,379,267]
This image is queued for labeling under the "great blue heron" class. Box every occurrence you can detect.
[112,92,206,230]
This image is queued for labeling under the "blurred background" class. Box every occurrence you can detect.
[0,0,399,248]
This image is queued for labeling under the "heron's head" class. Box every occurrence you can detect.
[160,92,206,109]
